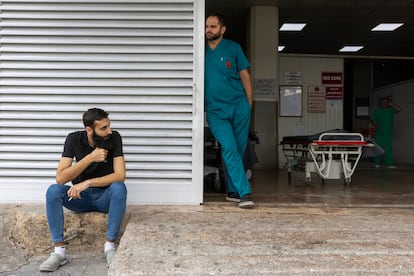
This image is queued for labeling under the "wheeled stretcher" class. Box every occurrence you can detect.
[281,131,373,184]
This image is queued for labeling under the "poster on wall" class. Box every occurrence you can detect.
[308,85,326,113]
[284,72,302,84]
[254,79,277,101]
[279,85,302,117]
[355,97,370,118]
[325,86,343,99]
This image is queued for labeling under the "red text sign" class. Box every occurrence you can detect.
[325,86,343,99]
[321,72,342,84]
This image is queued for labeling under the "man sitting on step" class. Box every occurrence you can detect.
[39,107,127,272]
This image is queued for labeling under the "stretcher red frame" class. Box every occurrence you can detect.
[308,133,372,184]
[281,132,373,184]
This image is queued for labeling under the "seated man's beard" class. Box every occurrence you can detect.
[93,132,113,150]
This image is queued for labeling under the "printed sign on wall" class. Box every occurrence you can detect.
[321,72,342,85]
[325,86,343,99]
[284,72,302,84]
[254,79,277,101]
[308,85,326,113]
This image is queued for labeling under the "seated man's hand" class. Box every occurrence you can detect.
[90,147,108,163]
[67,181,89,200]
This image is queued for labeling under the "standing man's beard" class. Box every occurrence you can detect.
[206,32,221,41]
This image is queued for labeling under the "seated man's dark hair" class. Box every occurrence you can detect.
[83,108,109,128]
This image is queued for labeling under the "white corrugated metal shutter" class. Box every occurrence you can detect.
[0,0,205,204]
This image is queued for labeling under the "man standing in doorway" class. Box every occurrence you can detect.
[204,13,254,208]
[369,97,401,169]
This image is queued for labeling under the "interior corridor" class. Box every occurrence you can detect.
[204,161,414,207]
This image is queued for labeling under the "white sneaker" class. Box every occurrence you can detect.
[39,253,68,272]
[105,247,116,267]
[386,165,397,169]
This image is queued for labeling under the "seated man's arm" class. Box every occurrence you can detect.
[88,156,126,187]
[56,147,108,184]
[66,156,126,200]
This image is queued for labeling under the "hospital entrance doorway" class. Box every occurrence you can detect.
[203,101,279,201]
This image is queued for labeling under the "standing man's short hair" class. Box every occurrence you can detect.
[207,12,227,27]
[82,108,109,128]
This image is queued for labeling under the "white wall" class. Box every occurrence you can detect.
[277,56,344,168]
[374,79,414,165]
[0,0,204,204]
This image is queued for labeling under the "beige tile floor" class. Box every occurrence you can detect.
[204,161,414,207]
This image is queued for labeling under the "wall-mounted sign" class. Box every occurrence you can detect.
[326,86,343,99]
[321,72,342,85]
[308,85,326,113]
[254,79,277,100]
[284,72,302,84]
[355,97,370,118]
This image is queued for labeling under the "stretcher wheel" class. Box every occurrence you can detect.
[305,177,311,182]
[344,177,352,185]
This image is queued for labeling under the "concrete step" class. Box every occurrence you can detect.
[3,204,414,275]
[108,205,414,275]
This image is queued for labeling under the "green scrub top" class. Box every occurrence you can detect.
[370,108,397,135]
[204,39,250,112]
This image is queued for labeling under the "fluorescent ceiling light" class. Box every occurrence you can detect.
[279,23,306,31]
[339,46,364,52]
[372,23,403,31]
[278,45,285,52]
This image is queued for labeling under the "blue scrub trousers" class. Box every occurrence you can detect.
[206,97,251,197]
[375,133,394,166]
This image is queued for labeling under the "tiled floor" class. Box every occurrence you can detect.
[204,161,414,207]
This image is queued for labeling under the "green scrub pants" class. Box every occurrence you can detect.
[206,97,251,197]
[375,133,394,166]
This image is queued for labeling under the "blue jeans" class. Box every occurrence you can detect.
[45,182,127,243]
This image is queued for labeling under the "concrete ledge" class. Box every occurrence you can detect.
[3,204,129,256]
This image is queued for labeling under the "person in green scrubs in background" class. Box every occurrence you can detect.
[369,97,401,169]
[204,13,254,208]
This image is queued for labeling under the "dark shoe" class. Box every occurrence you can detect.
[239,194,255,209]
[226,192,240,203]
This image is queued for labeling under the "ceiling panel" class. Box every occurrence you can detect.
[206,0,414,57]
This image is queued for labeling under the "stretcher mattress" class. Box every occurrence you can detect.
[280,129,384,158]
[281,129,362,143]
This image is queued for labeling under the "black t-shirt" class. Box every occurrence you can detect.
[62,130,123,184]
